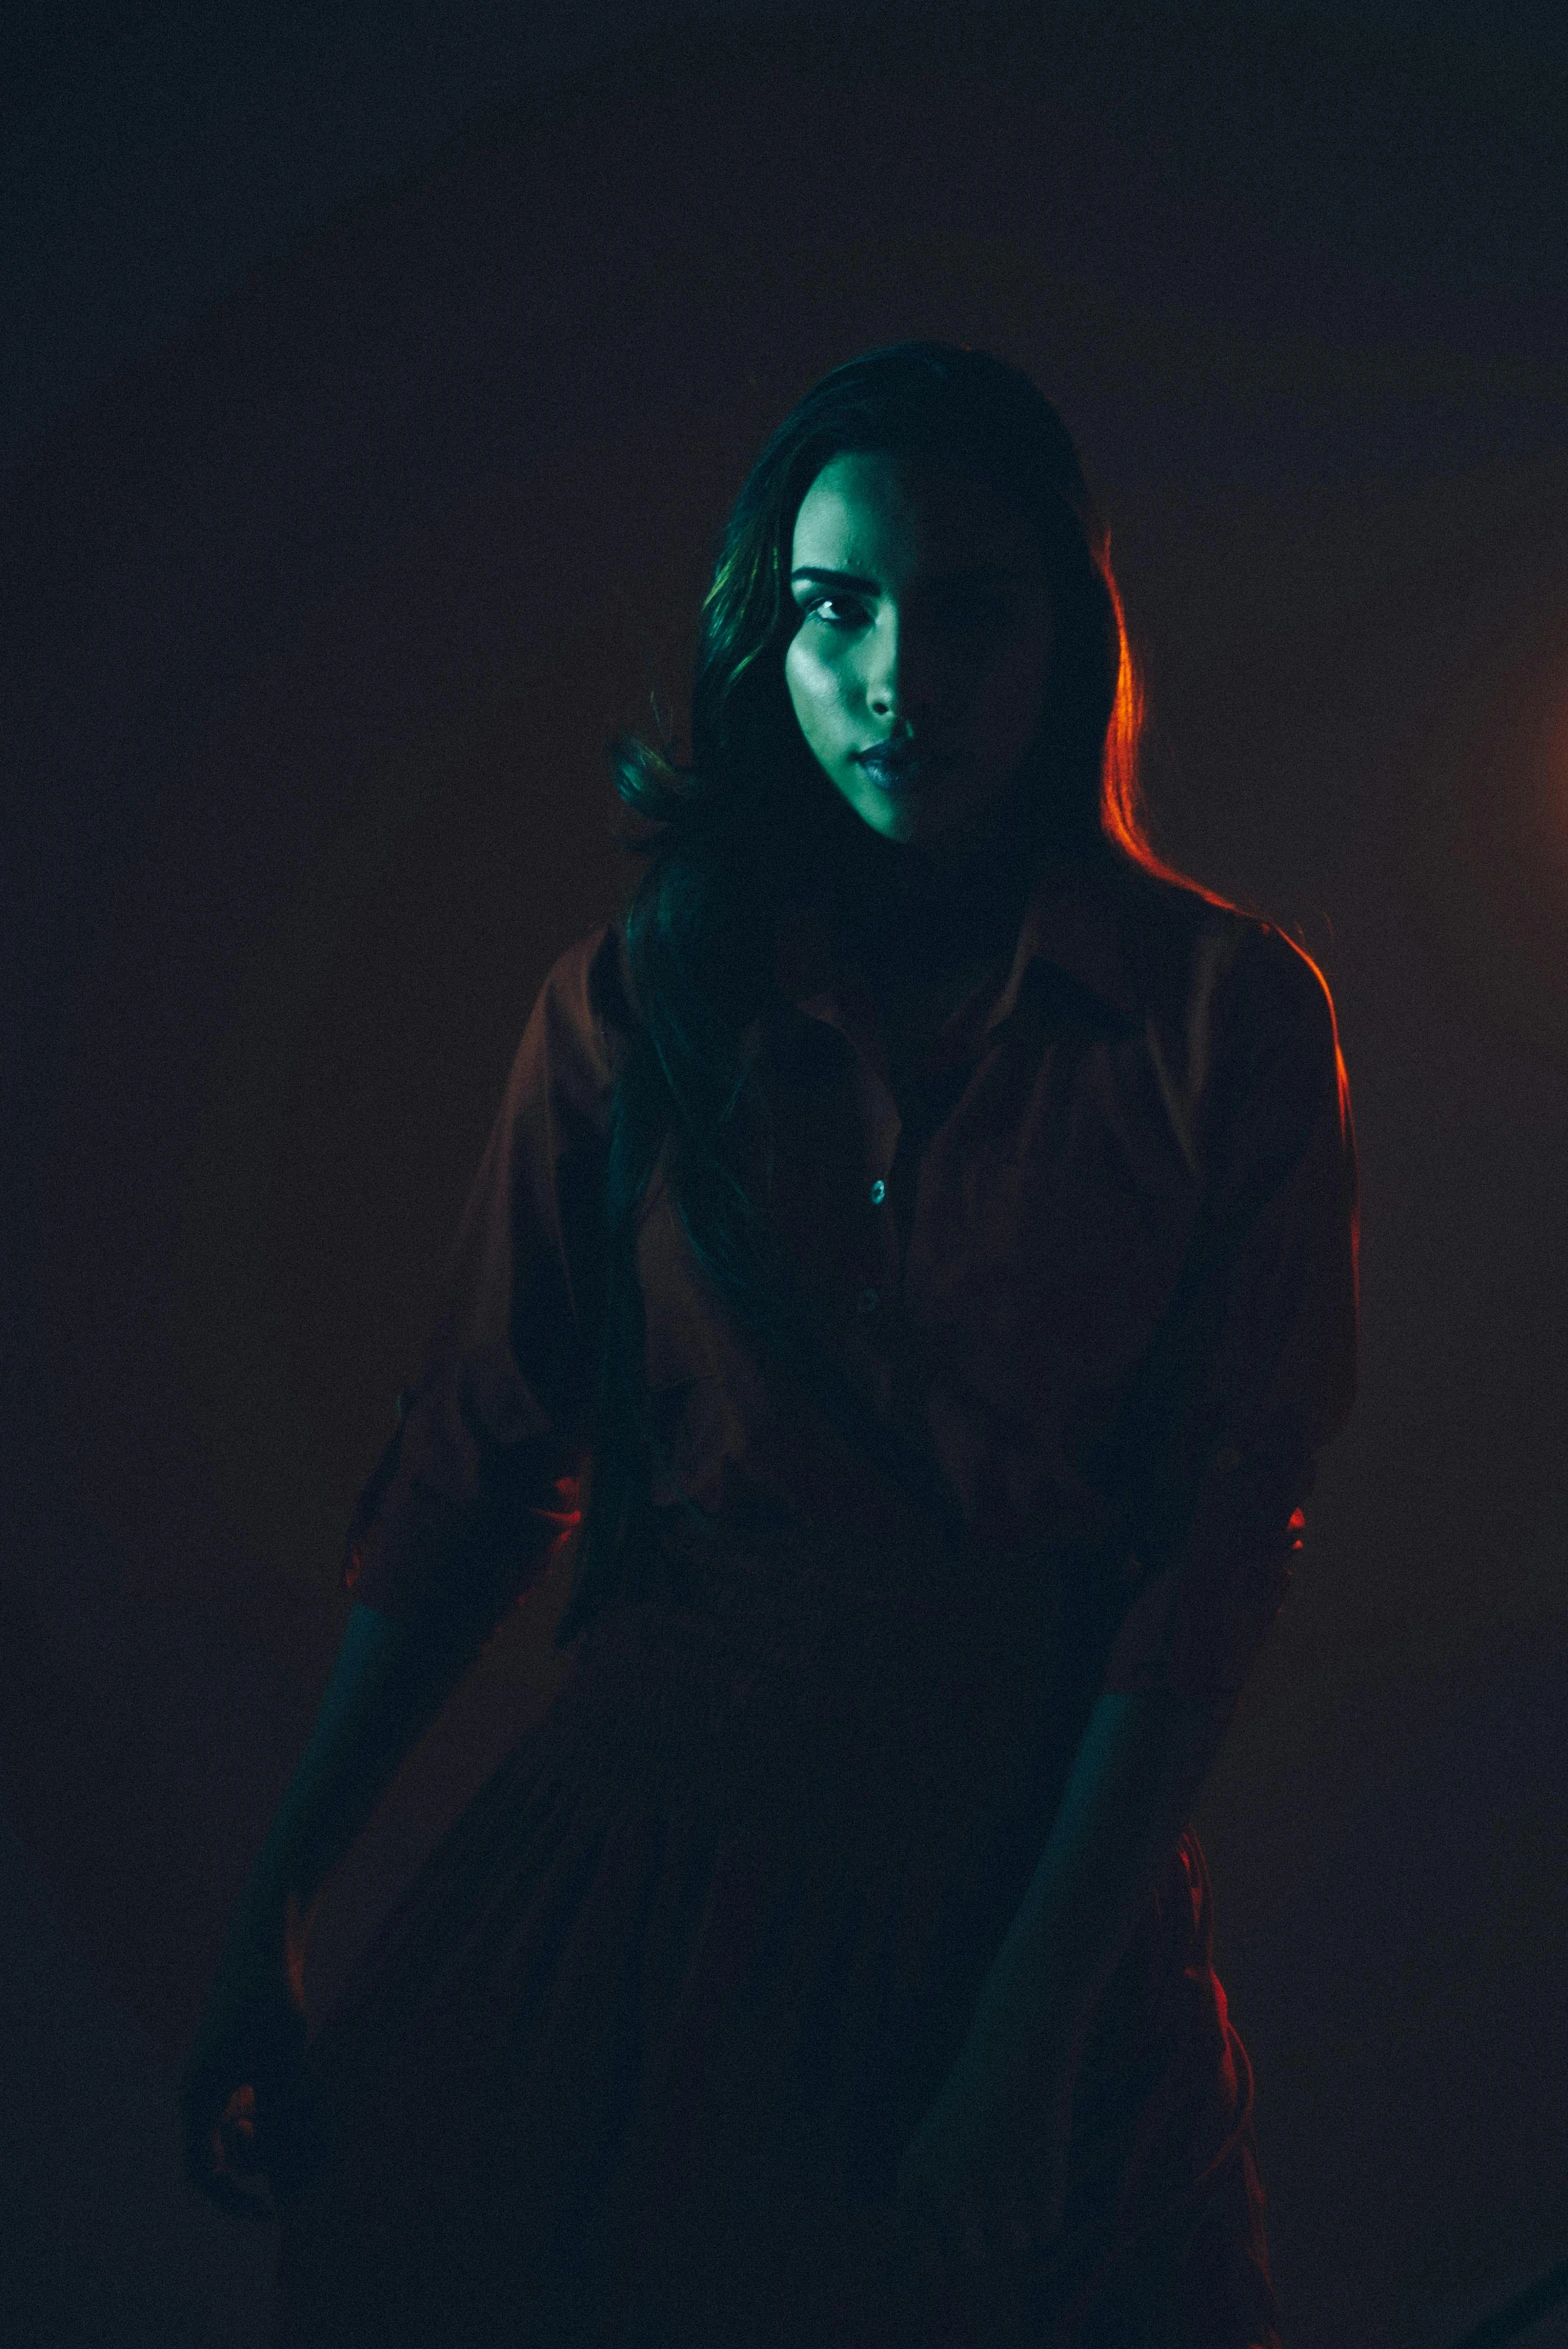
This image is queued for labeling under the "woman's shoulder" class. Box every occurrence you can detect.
[506,919,635,1123]
[1119,862,1340,1061]
[535,918,634,1040]
[1102,864,1349,1169]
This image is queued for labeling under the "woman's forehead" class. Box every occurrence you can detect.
[790,449,1042,585]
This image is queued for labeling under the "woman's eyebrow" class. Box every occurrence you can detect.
[788,563,1028,591]
[789,566,880,591]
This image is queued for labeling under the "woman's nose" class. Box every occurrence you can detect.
[864,613,940,721]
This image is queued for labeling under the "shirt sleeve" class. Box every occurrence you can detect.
[1098,921,1360,1708]
[341,925,621,1642]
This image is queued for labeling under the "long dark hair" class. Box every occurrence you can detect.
[556,341,1172,1646]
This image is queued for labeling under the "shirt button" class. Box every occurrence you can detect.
[855,1285,880,1317]
[869,1178,887,1206]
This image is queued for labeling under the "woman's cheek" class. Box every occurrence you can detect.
[786,647,840,750]
[783,641,813,729]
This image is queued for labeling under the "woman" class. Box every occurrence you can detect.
[182,343,1358,2347]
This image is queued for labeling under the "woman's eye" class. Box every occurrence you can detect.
[796,593,1010,633]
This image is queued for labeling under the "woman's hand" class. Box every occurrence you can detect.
[893,2033,1075,2289]
[179,1892,309,2221]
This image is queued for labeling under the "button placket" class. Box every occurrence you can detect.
[859,1169,896,1321]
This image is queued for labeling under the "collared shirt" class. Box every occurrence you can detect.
[344,849,1358,1707]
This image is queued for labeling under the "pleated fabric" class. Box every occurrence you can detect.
[275,1509,1280,2348]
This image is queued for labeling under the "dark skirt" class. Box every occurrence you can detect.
[274,1518,1281,2348]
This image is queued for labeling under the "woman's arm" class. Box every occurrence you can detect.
[183,932,611,2212]
[897,927,1357,2273]
[895,1687,1228,2263]
[966,1687,1228,2082]
[180,1599,484,2211]
[235,1599,479,1935]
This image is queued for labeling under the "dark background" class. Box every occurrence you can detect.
[3,5,1566,2343]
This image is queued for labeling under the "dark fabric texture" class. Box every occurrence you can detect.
[281,850,1357,2344]
[279,1529,1280,2347]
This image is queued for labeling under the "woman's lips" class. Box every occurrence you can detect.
[853,746,952,794]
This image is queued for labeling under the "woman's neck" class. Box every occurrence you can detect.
[820,793,1039,985]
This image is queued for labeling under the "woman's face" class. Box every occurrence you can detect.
[783,449,1054,857]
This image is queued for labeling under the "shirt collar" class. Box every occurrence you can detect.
[987,852,1148,1029]
[774,848,1149,1037]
